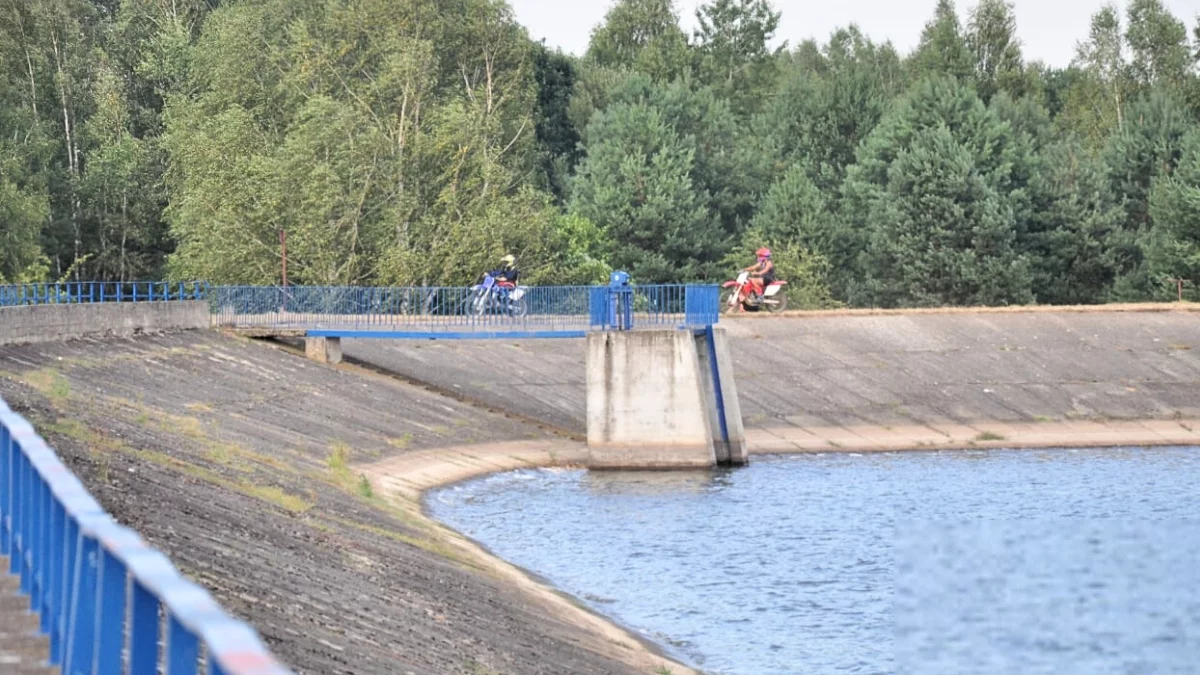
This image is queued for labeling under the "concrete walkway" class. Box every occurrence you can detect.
[748,418,1200,453]
[0,558,54,675]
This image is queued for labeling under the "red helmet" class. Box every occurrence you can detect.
[756,247,772,260]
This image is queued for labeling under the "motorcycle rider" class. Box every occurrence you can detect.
[743,247,775,301]
[488,254,520,287]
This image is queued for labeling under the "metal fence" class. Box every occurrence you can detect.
[0,282,209,307]
[1,397,292,675]
[210,284,720,334]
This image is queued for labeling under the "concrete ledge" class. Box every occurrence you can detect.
[0,301,209,345]
[305,336,343,364]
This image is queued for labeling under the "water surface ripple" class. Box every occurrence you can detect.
[427,448,1200,674]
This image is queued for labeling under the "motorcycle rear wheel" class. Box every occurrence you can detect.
[511,296,528,317]
[765,290,788,313]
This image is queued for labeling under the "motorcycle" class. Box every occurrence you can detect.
[721,271,788,313]
[471,272,528,317]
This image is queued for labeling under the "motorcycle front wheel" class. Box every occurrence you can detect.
[719,289,738,314]
[472,291,489,316]
[765,290,788,313]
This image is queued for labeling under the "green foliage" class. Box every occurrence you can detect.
[966,0,1027,102]
[1024,140,1124,304]
[693,0,782,110]
[753,28,904,196]
[585,0,691,82]
[844,76,1034,307]
[908,0,974,83]
[2,0,1200,310]
[570,99,722,282]
[1142,130,1200,299]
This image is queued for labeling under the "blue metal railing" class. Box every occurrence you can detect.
[0,282,209,307]
[210,284,720,334]
[1,397,292,675]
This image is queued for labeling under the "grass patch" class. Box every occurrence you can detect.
[1032,415,1054,423]
[357,474,374,499]
[466,660,502,675]
[44,417,94,443]
[976,431,1006,442]
[386,433,414,450]
[22,368,72,404]
[241,483,312,514]
[327,441,352,473]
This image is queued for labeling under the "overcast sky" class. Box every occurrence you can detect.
[509,0,1200,68]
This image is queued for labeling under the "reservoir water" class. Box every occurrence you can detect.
[426,447,1200,674]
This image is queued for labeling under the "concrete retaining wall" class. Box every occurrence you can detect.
[0,301,209,345]
[586,329,745,469]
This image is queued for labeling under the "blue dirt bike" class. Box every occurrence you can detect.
[470,273,528,317]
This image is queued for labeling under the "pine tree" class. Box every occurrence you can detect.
[908,0,974,84]
[843,76,1033,307]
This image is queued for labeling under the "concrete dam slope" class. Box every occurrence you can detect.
[345,309,1200,439]
[0,332,654,675]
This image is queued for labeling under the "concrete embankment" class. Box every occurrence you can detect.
[0,332,684,675]
[0,301,209,344]
[344,307,1200,452]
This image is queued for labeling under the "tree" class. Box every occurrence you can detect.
[1142,129,1200,299]
[908,0,974,83]
[532,45,582,203]
[1024,140,1124,304]
[1105,89,1194,297]
[843,76,1034,307]
[966,0,1026,102]
[1068,5,1131,138]
[164,0,548,286]
[1125,0,1191,88]
[752,27,903,196]
[569,100,723,282]
[585,0,690,82]
[693,0,782,109]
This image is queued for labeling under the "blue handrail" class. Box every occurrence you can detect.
[0,282,209,307]
[0,397,292,675]
[208,283,721,333]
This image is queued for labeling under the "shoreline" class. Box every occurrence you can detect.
[360,419,1200,675]
[359,441,701,675]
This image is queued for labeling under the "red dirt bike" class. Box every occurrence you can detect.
[720,271,788,313]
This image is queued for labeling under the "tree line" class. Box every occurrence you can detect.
[2,0,1200,307]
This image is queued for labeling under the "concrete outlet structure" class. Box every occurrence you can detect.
[586,328,746,469]
[305,336,343,364]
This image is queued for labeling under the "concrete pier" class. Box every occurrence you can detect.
[305,336,343,364]
[586,328,745,469]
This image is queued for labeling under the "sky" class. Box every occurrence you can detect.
[508,0,1200,68]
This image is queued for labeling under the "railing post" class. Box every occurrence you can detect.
[95,539,135,675]
[129,579,159,675]
[64,515,107,675]
[0,417,10,557]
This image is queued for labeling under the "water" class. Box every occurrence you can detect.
[426,448,1200,674]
